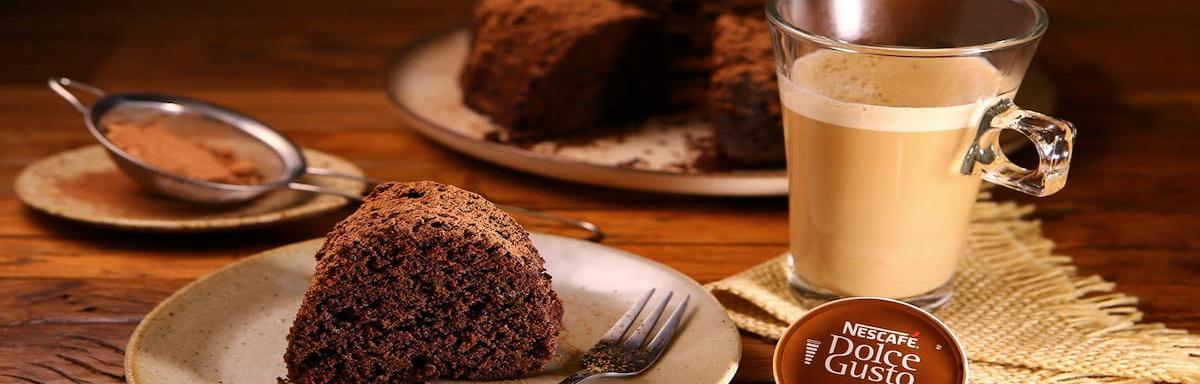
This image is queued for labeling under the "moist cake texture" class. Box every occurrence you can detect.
[710,13,785,165]
[461,0,663,141]
[284,181,563,383]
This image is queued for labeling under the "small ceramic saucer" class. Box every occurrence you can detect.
[125,234,741,383]
[15,145,366,232]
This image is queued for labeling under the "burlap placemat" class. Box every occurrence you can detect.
[706,199,1200,383]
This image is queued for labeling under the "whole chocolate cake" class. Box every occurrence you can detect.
[283,181,563,383]
[460,0,783,166]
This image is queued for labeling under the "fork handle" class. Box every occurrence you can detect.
[559,370,600,384]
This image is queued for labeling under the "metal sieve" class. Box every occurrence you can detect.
[48,77,603,240]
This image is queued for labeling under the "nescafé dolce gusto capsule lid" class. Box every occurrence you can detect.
[774,297,968,384]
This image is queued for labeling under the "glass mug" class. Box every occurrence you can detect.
[767,0,1075,310]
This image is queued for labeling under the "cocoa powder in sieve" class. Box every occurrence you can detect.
[103,113,263,185]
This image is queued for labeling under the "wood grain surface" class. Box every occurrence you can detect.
[1,1,1197,383]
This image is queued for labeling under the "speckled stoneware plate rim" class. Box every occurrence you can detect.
[15,145,366,233]
[385,28,1052,197]
[125,234,741,384]
[124,239,322,384]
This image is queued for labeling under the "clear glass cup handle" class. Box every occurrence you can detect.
[961,99,1076,197]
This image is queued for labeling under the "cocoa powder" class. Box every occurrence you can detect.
[102,112,263,185]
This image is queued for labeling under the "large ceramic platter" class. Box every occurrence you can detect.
[125,234,741,383]
[386,29,1054,197]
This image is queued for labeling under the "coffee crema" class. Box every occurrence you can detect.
[782,50,1009,298]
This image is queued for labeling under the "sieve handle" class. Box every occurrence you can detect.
[495,203,605,242]
[48,77,108,114]
[306,166,384,185]
[285,182,366,202]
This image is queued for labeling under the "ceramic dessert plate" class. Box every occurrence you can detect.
[15,145,366,232]
[125,234,741,383]
[385,29,1054,197]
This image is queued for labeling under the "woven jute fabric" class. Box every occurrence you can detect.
[706,200,1200,383]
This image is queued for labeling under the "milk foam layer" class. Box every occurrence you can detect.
[780,51,1007,132]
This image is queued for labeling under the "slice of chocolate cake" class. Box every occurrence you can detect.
[709,13,785,166]
[460,0,665,141]
[284,181,563,383]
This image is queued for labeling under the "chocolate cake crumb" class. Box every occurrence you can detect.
[461,0,667,141]
[710,13,785,166]
[283,181,563,383]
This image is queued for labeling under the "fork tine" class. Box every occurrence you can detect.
[644,295,688,358]
[622,291,673,348]
[599,288,655,343]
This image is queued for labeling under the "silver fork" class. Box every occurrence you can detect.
[559,289,690,384]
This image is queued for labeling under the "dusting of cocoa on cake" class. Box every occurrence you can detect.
[102,113,263,185]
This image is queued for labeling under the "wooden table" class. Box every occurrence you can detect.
[0,1,1196,382]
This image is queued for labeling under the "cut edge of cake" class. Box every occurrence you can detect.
[283,181,564,383]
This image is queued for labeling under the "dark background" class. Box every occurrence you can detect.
[1,1,1197,382]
